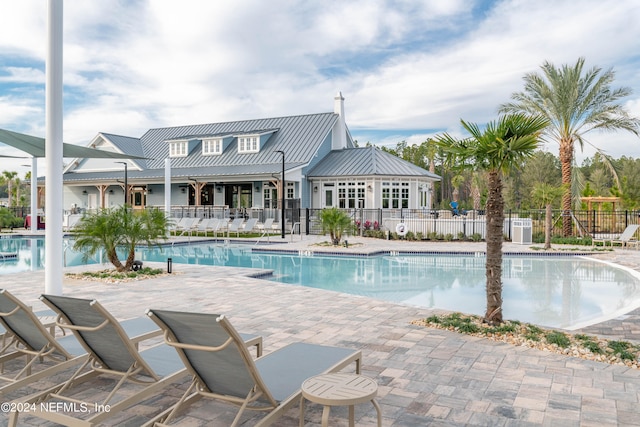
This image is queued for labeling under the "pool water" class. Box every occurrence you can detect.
[2,238,640,329]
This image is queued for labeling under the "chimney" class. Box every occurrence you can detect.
[332,91,347,150]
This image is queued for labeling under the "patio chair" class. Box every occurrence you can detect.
[143,309,362,427]
[7,295,190,426]
[168,217,188,236]
[227,217,245,238]
[194,218,216,236]
[0,290,160,396]
[209,218,229,241]
[177,217,200,237]
[256,218,274,234]
[592,224,640,248]
[240,217,259,235]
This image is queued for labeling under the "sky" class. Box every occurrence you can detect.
[1,0,640,176]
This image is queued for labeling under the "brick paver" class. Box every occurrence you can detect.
[0,235,639,426]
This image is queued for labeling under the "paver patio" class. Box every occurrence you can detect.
[1,236,639,426]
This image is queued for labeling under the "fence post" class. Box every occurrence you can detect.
[305,208,310,235]
[625,210,629,229]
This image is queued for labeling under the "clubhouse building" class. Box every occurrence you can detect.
[61,93,440,217]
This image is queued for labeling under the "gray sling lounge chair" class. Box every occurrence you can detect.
[144,309,362,427]
[0,290,159,396]
[8,295,189,427]
[8,296,263,426]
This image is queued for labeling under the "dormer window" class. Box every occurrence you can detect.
[169,141,188,157]
[238,136,259,153]
[202,138,223,155]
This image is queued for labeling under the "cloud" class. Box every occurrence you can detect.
[0,0,639,178]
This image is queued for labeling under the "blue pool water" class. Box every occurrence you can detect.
[2,237,640,329]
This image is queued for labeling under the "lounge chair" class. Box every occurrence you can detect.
[178,217,200,237]
[144,309,362,427]
[8,295,189,426]
[194,218,216,236]
[593,224,640,248]
[227,217,245,238]
[168,217,188,236]
[0,290,159,396]
[240,217,259,235]
[8,296,264,426]
[256,218,274,234]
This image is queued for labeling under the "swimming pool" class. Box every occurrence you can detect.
[2,237,640,329]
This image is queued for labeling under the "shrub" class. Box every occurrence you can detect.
[470,233,483,242]
[546,331,571,348]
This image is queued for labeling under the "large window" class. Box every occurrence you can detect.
[382,182,409,209]
[169,141,188,157]
[202,138,223,155]
[238,136,259,153]
[338,182,365,209]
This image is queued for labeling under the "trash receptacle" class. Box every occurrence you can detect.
[512,219,532,244]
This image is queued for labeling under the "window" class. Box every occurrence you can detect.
[382,182,409,209]
[286,182,294,200]
[169,141,188,157]
[202,138,223,155]
[337,181,365,209]
[238,136,259,153]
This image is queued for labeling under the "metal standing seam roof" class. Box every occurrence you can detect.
[307,146,441,179]
[100,133,147,168]
[140,112,339,170]
[63,112,340,181]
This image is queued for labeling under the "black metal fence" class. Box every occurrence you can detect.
[12,203,638,240]
[302,208,640,240]
[161,206,640,239]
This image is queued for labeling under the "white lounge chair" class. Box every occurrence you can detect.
[227,217,245,238]
[593,224,640,248]
[256,218,274,237]
[240,218,259,235]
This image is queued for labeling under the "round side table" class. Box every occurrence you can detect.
[300,373,382,427]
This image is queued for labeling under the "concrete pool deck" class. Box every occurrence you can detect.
[2,235,640,426]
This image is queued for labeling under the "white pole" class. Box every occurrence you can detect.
[30,156,37,232]
[164,158,171,216]
[45,0,63,295]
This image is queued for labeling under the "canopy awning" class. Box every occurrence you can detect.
[0,128,147,159]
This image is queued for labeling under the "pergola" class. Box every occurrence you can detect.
[581,196,622,232]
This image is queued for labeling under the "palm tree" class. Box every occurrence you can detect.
[72,205,169,272]
[531,183,565,249]
[2,171,17,208]
[319,207,352,245]
[435,113,548,324]
[500,58,640,236]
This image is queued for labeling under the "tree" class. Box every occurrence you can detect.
[500,58,640,236]
[319,207,352,245]
[531,183,565,249]
[72,206,169,272]
[435,113,548,324]
[2,171,17,208]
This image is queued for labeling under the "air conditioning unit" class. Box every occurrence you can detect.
[512,220,532,244]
